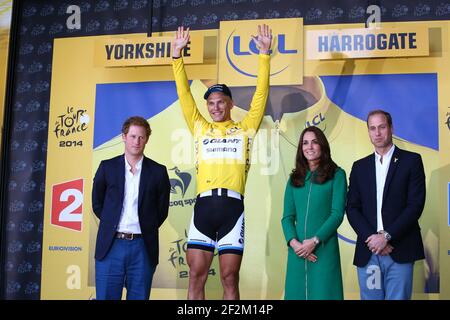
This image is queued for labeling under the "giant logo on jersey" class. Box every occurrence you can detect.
[219,18,303,86]
[51,179,84,231]
[201,136,244,161]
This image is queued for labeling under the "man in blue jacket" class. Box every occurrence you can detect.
[347,109,426,300]
[92,116,170,300]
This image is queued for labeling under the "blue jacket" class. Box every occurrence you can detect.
[92,154,170,265]
[346,146,426,267]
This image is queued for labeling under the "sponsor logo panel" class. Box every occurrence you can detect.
[219,18,303,86]
[51,179,84,232]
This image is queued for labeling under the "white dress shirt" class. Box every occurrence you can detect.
[375,144,395,232]
[117,156,143,234]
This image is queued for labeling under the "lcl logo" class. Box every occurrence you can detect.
[225,30,298,78]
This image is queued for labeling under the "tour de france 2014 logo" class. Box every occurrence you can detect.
[169,167,197,207]
[168,230,217,279]
[54,106,90,148]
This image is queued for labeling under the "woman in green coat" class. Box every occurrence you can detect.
[281,126,347,300]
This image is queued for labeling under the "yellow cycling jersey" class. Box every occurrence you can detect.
[172,54,270,195]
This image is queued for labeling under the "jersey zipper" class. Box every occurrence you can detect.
[304,177,313,300]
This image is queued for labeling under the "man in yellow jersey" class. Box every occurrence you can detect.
[171,24,272,300]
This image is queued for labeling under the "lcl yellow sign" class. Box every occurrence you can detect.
[218,18,303,86]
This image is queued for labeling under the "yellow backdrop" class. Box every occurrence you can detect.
[41,20,450,300]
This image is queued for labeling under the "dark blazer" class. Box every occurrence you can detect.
[92,154,170,266]
[346,146,426,267]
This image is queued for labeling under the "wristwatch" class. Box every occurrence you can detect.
[312,236,320,245]
[383,231,392,241]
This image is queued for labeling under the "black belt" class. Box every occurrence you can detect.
[115,232,142,240]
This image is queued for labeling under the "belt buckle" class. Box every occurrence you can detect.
[118,232,134,240]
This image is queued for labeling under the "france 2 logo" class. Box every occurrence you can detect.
[51,179,84,231]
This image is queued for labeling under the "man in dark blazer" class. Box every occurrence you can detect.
[346,109,426,300]
[92,116,170,300]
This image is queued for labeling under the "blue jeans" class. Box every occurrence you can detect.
[95,238,155,300]
[357,254,414,300]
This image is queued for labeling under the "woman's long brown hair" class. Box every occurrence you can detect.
[291,126,337,187]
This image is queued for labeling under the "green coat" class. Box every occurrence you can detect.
[281,168,347,300]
